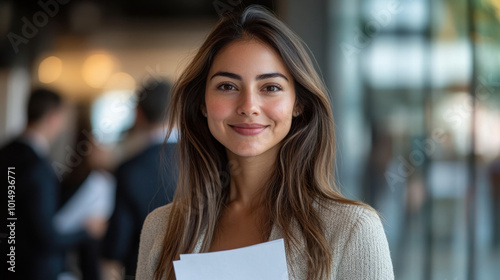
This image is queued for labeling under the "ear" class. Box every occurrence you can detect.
[293,103,303,117]
[200,104,207,117]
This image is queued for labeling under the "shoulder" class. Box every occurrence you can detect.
[0,139,40,164]
[118,149,152,171]
[115,145,159,179]
[318,199,388,251]
[1,140,50,181]
[318,199,394,279]
[162,142,177,152]
[137,203,173,279]
[142,203,173,234]
[318,199,382,235]
[118,143,175,172]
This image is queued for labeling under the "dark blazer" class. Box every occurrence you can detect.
[103,142,178,276]
[0,139,88,280]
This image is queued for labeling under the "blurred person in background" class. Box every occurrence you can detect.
[53,104,116,280]
[102,80,178,279]
[0,88,106,280]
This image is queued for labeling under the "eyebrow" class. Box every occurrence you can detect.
[210,71,289,82]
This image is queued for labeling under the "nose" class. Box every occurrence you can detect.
[236,89,260,116]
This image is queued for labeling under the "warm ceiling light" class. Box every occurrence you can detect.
[82,53,116,88]
[39,56,62,84]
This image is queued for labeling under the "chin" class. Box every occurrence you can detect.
[228,148,264,158]
[226,142,280,159]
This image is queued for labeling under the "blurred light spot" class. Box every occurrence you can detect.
[82,53,116,88]
[490,0,500,20]
[39,56,63,84]
[105,72,136,91]
[91,90,136,144]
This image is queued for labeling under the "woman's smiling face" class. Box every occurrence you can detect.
[204,39,298,158]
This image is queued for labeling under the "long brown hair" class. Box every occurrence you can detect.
[156,5,368,280]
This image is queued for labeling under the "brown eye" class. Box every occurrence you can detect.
[217,83,237,91]
[263,85,282,92]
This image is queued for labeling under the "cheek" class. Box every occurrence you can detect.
[266,98,295,126]
[205,96,232,124]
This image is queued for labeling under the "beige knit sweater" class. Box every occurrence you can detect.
[136,200,394,279]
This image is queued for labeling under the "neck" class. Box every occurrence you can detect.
[23,125,51,155]
[148,123,167,143]
[26,124,48,139]
[226,146,279,209]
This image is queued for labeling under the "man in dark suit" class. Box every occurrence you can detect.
[0,89,105,280]
[103,80,178,278]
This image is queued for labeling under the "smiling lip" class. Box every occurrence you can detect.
[229,123,268,136]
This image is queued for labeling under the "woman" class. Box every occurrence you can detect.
[137,5,394,280]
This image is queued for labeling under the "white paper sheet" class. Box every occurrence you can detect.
[53,171,115,234]
[173,238,289,280]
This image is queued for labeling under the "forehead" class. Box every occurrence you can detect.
[209,39,291,77]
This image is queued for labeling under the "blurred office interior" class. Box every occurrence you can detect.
[0,0,499,279]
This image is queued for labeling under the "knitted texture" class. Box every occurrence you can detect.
[136,200,394,279]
